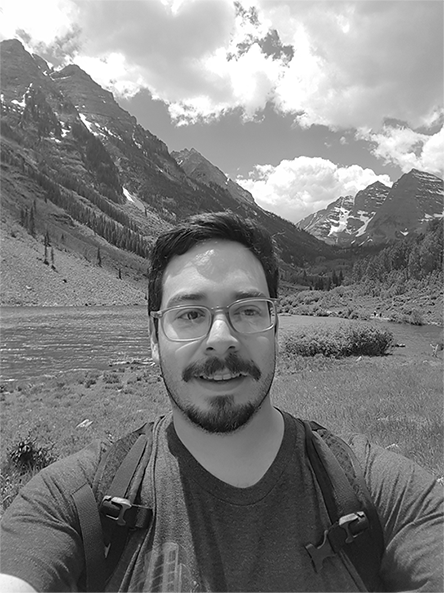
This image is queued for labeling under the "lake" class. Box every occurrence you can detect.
[0,306,151,382]
[1,306,442,382]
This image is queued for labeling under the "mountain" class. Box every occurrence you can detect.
[363,169,444,244]
[0,39,332,305]
[172,147,255,205]
[297,171,443,246]
[297,182,389,245]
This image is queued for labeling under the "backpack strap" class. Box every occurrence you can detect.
[303,420,384,591]
[73,423,155,592]
[72,483,107,593]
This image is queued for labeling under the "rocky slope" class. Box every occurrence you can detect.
[363,169,444,244]
[0,37,332,313]
[298,171,443,245]
[1,216,146,307]
[172,147,255,205]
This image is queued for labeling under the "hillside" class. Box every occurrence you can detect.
[0,39,335,308]
[297,170,443,246]
[1,216,146,307]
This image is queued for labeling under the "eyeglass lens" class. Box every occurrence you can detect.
[162,299,275,340]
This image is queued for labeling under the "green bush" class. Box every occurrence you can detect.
[283,323,394,358]
[103,371,120,384]
[4,438,56,475]
[407,309,424,326]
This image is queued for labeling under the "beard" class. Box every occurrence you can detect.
[159,352,275,434]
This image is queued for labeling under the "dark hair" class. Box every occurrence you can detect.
[148,211,279,314]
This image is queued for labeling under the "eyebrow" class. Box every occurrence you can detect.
[165,290,268,309]
[166,293,206,308]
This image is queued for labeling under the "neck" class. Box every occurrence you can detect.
[172,398,284,487]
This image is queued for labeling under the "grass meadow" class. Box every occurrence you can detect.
[1,321,443,514]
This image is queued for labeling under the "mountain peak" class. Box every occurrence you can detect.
[1,38,27,52]
[297,190,369,246]
[54,63,95,81]
[172,148,255,206]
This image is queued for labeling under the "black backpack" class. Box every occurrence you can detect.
[72,419,385,592]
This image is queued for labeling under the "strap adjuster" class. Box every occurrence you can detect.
[339,511,369,543]
[305,511,369,572]
[100,496,132,526]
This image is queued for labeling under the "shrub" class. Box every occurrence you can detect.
[103,371,120,384]
[283,323,394,358]
[408,309,424,326]
[5,438,56,475]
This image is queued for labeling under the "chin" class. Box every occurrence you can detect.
[182,396,263,434]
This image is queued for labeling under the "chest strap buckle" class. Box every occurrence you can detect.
[305,511,369,572]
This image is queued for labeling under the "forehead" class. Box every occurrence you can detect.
[161,240,268,305]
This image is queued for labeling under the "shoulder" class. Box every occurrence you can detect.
[2,438,110,526]
[38,438,109,493]
[336,432,443,515]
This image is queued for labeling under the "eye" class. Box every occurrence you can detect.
[240,306,261,316]
[232,303,263,318]
[174,308,206,323]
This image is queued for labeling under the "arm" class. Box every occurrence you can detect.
[0,575,37,592]
[355,437,444,592]
[0,440,104,592]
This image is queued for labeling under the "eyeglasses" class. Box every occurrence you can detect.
[151,298,277,342]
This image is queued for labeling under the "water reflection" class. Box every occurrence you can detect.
[0,306,151,381]
[0,306,442,382]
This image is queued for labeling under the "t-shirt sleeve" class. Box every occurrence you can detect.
[0,439,106,593]
[348,434,444,592]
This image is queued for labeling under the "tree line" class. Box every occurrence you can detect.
[350,219,443,284]
[3,147,152,259]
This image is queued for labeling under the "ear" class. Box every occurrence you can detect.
[149,317,160,365]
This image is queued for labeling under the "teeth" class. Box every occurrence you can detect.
[200,372,246,381]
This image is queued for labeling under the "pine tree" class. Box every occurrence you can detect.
[29,208,36,237]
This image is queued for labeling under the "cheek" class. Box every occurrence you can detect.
[256,334,276,356]
[158,340,200,371]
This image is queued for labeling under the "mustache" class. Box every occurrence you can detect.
[182,352,261,382]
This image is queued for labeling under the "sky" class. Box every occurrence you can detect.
[1,0,443,224]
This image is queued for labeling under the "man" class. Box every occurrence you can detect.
[1,211,443,592]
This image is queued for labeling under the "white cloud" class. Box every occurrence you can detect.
[2,0,442,184]
[236,157,392,224]
[358,125,444,178]
[2,0,441,133]
[0,0,78,46]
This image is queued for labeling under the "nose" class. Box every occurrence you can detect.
[205,312,239,354]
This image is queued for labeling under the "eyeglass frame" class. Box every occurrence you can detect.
[150,297,279,342]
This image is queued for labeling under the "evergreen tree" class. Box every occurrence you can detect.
[29,208,36,237]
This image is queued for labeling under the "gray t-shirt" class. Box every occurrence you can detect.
[1,410,443,592]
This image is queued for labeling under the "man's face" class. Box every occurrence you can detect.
[150,240,277,433]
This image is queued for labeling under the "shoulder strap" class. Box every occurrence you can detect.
[73,423,154,592]
[303,420,384,591]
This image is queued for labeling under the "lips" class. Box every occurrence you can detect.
[199,371,249,382]
[182,353,261,383]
